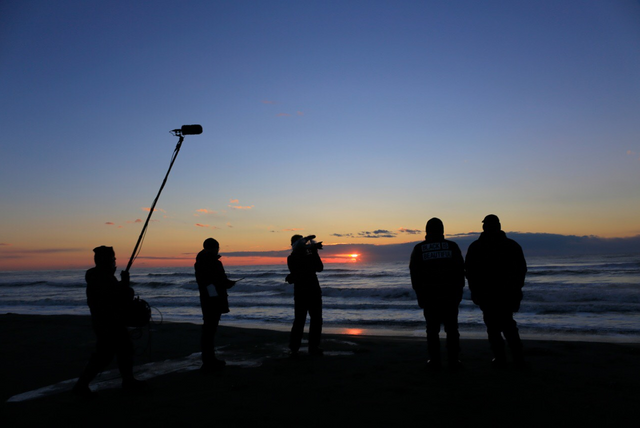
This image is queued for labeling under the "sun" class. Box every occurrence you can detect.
[329,253,361,263]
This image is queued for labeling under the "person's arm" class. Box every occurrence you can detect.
[212,260,236,289]
[314,253,324,273]
[452,243,465,303]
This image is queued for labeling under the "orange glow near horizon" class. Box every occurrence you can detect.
[332,253,361,263]
[0,249,366,272]
[342,328,364,335]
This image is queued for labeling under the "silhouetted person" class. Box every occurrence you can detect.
[465,214,527,368]
[409,218,465,370]
[286,234,324,356]
[195,238,237,372]
[73,246,147,396]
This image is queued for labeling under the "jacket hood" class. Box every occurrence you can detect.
[479,230,507,242]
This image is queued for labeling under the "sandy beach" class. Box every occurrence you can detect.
[1,314,639,427]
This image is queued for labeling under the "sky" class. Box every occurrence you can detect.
[1,0,639,270]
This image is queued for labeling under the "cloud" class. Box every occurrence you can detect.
[261,100,276,104]
[229,205,254,210]
[196,209,218,216]
[221,233,640,263]
[0,243,12,246]
[331,233,354,238]
[627,150,640,160]
[229,199,239,204]
[283,228,304,232]
[143,207,166,213]
[227,222,233,228]
[0,247,84,257]
[136,255,194,261]
[398,228,422,235]
[195,224,219,229]
[105,222,115,225]
[358,229,397,238]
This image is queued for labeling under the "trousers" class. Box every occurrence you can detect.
[423,305,460,362]
[289,294,322,352]
[482,308,524,362]
[77,322,134,386]
[200,295,222,364]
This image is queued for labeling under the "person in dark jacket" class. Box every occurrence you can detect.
[410,218,465,369]
[286,234,324,356]
[195,238,237,371]
[73,246,146,396]
[465,214,527,367]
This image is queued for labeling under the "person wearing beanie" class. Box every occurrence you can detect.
[409,218,465,370]
[286,234,324,356]
[194,238,238,372]
[465,215,527,368]
[73,246,147,396]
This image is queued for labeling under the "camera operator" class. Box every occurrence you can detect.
[286,235,324,356]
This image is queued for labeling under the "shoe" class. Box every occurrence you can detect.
[72,383,93,398]
[491,358,508,369]
[425,359,442,370]
[201,359,226,373]
[447,360,464,371]
[212,358,227,367]
[122,378,150,392]
[309,348,324,356]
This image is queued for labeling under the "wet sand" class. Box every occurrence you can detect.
[2,314,639,427]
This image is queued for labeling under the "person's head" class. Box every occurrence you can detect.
[203,238,220,253]
[290,234,304,246]
[425,217,444,238]
[482,214,501,233]
[93,246,116,272]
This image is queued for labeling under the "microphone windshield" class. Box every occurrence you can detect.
[180,125,203,135]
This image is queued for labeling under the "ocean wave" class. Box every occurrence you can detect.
[0,281,49,287]
[146,272,192,278]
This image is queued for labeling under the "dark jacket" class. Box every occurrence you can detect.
[465,230,527,312]
[409,236,465,309]
[85,267,134,327]
[195,249,235,312]
[287,248,323,300]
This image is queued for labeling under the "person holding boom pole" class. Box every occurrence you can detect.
[73,125,202,396]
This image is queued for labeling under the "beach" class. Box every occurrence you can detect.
[2,314,639,427]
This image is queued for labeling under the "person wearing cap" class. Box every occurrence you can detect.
[195,238,238,372]
[409,218,465,370]
[465,215,527,368]
[73,246,147,396]
[286,234,324,356]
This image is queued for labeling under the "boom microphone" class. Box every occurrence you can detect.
[126,123,202,272]
[170,124,203,135]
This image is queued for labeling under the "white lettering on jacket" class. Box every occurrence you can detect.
[421,242,451,260]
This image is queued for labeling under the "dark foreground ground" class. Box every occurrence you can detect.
[1,314,639,427]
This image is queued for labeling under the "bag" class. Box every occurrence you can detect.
[125,296,151,327]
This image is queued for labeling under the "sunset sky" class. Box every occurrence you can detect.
[1,0,639,270]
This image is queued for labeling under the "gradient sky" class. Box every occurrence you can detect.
[1,0,639,270]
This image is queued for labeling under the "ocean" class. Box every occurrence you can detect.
[1,253,639,342]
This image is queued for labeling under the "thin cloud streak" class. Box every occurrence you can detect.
[221,233,640,262]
